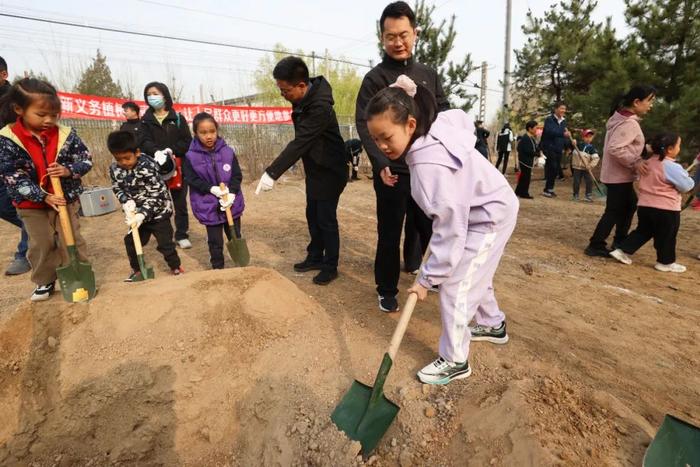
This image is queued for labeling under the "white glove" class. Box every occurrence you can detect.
[125,212,145,227]
[122,200,136,215]
[255,172,275,195]
[210,186,229,198]
[154,150,168,166]
[219,194,235,211]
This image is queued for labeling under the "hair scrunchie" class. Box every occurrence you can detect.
[389,74,417,98]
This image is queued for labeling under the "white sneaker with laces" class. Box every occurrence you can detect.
[610,249,632,265]
[417,356,471,385]
[654,262,686,273]
[177,239,192,249]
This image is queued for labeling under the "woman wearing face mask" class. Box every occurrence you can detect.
[140,82,193,249]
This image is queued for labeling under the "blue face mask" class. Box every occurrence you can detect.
[147,95,165,110]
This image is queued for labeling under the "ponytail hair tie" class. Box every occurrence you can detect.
[390,74,417,98]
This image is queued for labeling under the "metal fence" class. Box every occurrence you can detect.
[64,116,371,187]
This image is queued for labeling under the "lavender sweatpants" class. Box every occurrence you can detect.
[437,219,517,364]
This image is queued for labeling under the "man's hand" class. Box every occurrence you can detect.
[47,163,71,178]
[564,130,571,139]
[380,167,398,187]
[255,172,275,195]
[44,193,66,211]
[407,283,429,301]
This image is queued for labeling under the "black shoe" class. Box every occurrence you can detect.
[313,269,338,285]
[517,194,534,199]
[294,259,323,272]
[584,245,611,257]
[378,295,399,313]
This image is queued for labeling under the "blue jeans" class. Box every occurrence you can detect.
[0,182,29,260]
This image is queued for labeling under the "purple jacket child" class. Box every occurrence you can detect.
[407,109,519,369]
[183,137,244,226]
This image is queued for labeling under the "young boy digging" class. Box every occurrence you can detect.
[108,130,183,281]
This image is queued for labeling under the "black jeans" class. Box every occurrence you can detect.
[620,206,680,264]
[206,218,242,269]
[305,195,340,272]
[514,162,532,197]
[544,149,562,192]
[588,182,637,250]
[572,169,592,197]
[374,174,432,297]
[170,185,189,241]
[124,217,180,271]
[496,150,510,174]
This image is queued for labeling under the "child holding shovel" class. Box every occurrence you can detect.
[571,129,600,202]
[183,112,244,270]
[108,130,183,281]
[0,78,93,301]
[366,75,519,385]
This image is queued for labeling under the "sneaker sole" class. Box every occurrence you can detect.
[470,334,510,344]
[30,294,52,302]
[378,298,399,313]
[609,250,632,265]
[417,366,472,385]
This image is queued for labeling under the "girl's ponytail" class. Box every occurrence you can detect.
[650,132,680,161]
[412,84,438,139]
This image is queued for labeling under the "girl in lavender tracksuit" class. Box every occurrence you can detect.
[183,112,244,269]
[366,75,519,385]
[609,132,694,273]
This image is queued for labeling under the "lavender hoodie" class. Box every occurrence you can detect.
[406,110,519,288]
[600,111,645,184]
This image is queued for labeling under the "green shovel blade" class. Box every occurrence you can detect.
[56,246,96,303]
[136,254,155,280]
[331,354,399,457]
[644,415,700,467]
[226,235,250,267]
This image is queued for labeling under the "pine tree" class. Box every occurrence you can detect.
[74,49,125,98]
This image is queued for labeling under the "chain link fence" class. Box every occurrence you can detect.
[64,116,372,187]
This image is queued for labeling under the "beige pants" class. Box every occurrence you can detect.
[17,203,88,286]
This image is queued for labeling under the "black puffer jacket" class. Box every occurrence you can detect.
[266,76,347,200]
[140,109,192,158]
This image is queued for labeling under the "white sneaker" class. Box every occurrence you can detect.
[654,263,686,273]
[31,283,55,302]
[177,239,192,249]
[417,357,471,385]
[609,249,632,265]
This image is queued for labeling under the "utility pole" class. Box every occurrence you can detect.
[502,0,512,122]
[311,51,316,75]
[479,61,488,122]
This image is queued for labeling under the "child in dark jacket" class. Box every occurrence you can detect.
[514,120,538,199]
[0,78,93,301]
[184,112,244,269]
[108,130,182,281]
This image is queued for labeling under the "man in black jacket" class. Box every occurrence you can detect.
[120,101,145,149]
[255,56,347,285]
[355,1,449,313]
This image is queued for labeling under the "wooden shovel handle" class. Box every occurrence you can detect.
[49,176,75,247]
[220,182,234,227]
[387,247,431,360]
[131,224,144,255]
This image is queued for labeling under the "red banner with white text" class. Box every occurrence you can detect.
[57,91,293,125]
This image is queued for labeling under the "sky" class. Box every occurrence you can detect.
[0,0,630,120]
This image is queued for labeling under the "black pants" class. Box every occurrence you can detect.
[572,169,592,197]
[620,207,680,264]
[170,186,189,241]
[374,174,432,297]
[544,149,562,192]
[124,217,180,271]
[305,195,340,272]
[206,218,242,269]
[588,182,637,250]
[496,150,510,174]
[514,162,532,197]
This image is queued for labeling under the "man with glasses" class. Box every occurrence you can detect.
[355,1,449,313]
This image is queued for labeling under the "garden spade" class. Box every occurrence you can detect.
[220,183,250,267]
[331,252,427,456]
[50,176,96,302]
[130,223,154,281]
[643,414,700,466]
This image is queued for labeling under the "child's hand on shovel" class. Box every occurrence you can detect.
[407,283,428,301]
[44,193,66,211]
[47,162,71,178]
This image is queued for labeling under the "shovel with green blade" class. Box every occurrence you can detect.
[129,222,154,281]
[50,176,96,303]
[220,183,250,267]
[331,252,427,457]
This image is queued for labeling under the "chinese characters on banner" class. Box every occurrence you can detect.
[57,91,293,125]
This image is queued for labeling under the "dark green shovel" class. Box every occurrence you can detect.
[50,176,97,303]
[644,414,700,466]
[331,269,424,456]
[220,183,250,267]
[130,222,154,281]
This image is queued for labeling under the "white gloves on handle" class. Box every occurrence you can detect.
[123,200,136,215]
[210,186,229,198]
[255,172,275,195]
[125,212,145,227]
[219,194,235,211]
[154,148,173,166]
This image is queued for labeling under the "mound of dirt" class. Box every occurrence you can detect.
[0,267,361,466]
